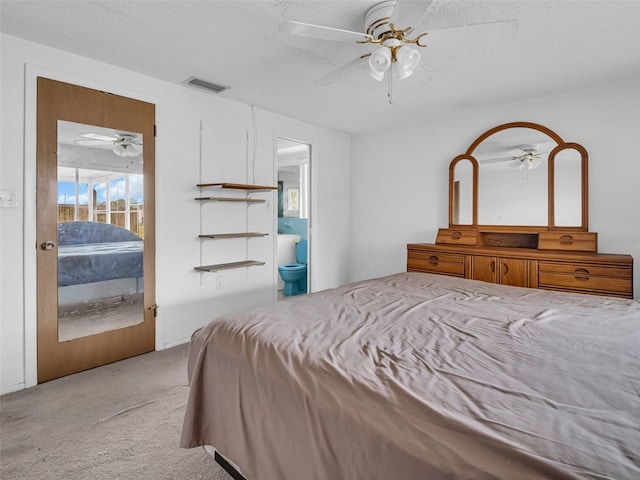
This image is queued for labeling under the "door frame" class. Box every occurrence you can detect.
[273,134,313,296]
[35,77,156,383]
[22,66,159,389]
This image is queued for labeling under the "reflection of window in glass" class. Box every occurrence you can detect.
[57,181,89,222]
[129,174,144,237]
[110,177,126,228]
[93,180,108,223]
[288,188,299,212]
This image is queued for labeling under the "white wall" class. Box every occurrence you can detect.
[0,34,350,394]
[349,80,640,300]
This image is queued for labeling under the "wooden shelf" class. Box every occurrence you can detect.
[195,182,274,275]
[197,182,278,191]
[195,196,266,203]
[199,233,268,239]
[194,260,266,272]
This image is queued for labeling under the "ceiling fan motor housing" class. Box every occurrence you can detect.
[365,0,397,39]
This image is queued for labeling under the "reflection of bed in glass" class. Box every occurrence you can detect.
[57,221,144,341]
[58,221,143,286]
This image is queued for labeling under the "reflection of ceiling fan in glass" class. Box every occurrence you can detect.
[74,132,142,158]
[281,0,518,91]
[480,144,545,170]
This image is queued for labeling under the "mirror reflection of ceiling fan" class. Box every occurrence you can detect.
[281,0,518,90]
[74,132,142,158]
[480,144,545,171]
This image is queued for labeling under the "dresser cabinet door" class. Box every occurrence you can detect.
[498,258,530,287]
[471,256,498,283]
[472,256,530,287]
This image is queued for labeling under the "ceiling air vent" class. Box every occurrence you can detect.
[183,76,230,94]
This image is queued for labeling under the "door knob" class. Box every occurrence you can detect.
[41,240,56,251]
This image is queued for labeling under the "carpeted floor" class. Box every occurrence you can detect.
[0,343,232,480]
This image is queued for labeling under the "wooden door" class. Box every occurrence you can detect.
[36,77,156,383]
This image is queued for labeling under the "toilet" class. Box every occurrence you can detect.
[278,239,307,296]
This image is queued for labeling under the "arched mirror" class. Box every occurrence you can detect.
[449,157,477,226]
[449,122,588,232]
[550,144,587,228]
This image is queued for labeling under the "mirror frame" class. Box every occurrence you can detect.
[448,155,479,228]
[449,122,589,232]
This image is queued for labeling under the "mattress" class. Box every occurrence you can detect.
[180,272,640,479]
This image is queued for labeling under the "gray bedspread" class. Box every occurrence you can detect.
[180,272,640,479]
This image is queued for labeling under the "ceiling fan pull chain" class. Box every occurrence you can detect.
[388,65,394,105]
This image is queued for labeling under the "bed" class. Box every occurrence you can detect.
[180,272,640,479]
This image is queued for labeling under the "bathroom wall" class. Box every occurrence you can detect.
[278,217,308,241]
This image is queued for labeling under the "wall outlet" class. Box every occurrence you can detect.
[216,276,224,289]
[0,190,18,208]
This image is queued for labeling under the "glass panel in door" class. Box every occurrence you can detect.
[57,120,144,341]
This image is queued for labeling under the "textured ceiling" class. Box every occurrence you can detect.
[2,0,640,134]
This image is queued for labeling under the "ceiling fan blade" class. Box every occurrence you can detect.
[480,156,516,165]
[281,20,373,43]
[425,19,518,54]
[315,55,371,86]
[74,139,114,146]
[80,132,118,142]
[390,0,434,29]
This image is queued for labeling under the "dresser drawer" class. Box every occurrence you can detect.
[408,250,465,277]
[538,261,632,296]
[538,232,597,252]
[436,228,478,246]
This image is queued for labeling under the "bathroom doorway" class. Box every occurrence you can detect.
[276,138,311,298]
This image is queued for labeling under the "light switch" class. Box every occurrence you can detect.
[0,190,18,208]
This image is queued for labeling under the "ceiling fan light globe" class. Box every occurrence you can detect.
[391,47,421,80]
[369,47,391,75]
[393,65,412,81]
[398,47,421,73]
[368,69,385,82]
[113,144,140,158]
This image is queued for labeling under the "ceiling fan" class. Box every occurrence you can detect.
[74,132,142,158]
[281,0,518,89]
[480,144,545,170]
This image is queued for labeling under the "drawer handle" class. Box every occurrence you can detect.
[574,267,590,281]
[490,261,496,273]
[502,263,509,275]
[451,231,462,240]
[428,255,440,266]
[559,235,574,246]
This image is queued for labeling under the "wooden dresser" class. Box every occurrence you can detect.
[408,121,634,299]
[407,241,633,298]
